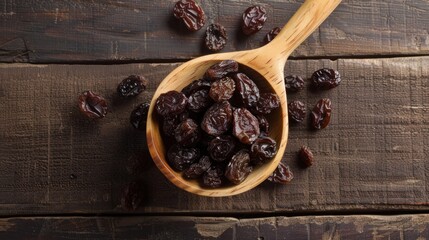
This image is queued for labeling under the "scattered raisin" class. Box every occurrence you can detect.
[285,75,304,92]
[310,98,332,129]
[117,75,147,98]
[205,23,228,52]
[184,155,211,179]
[232,73,260,108]
[181,79,211,97]
[201,101,233,136]
[250,137,277,165]
[288,100,306,123]
[267,162,293,184]
[188,89,213,112]
[174,118,201,146]
[204,60,239,81]
[242,5,267,35]
[130,103,150,130]
[209,77,236,102]
[202,165,225,188]
[264,27,280,44]
[155,91,187,117]
[256,115,270,134]
[225,149,253,184]
[311,68,341,89]
[121,181,143,211]
[208,135,236,162]
[173,0,206,31]
[252,93,280,115]
[167,144,200,171]
[233,108,260,144]
[299,146,314,167]
[78,90,108,119]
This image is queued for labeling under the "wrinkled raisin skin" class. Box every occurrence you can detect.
[209,77,236,102]
[201,101,233,136]
[252,93,280,115]
[188,89,213,112]
[202,165,225,188]
[167,145,200,171]
[117,75,147,97]
[299,146,314,167]
[121,181,143,211]
[310,98,332,129]
[285,75,304,92]
[250,137,277,165]
[130,103,150,130]
[233,108,260,144]
[184,155,211,179]
[311,68,341,89]
[256,115,270,134]
[155,91,187,117]
[232,73,260,108]
[267,163,293,184]
[264,27,280,44]
[173,0,206,31]
[288,100,306,123]
[208,135,236,162]
[174,118,201,146]
[78,91,108,119]
[242,5,267,35]
[182,79,211,97]
[205,23,228,52]
[225,149,253,184]
[204,60,239,81]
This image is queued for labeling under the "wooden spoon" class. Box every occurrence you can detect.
[147,0,342,197]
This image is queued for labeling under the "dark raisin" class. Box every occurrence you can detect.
[250,137,277,165]
[256,115,269,134]
[232,73,260,108]
[209,77,236,102]
[201,101,233,136]
[78,90,108,119]
[173,0,205,31]
[202,165,225,188]
[155,91,187,117]
[263,27,280,44]
[130,102,150,130]
[288,100,306,123]
[208,135,236,162]
[205,23,228,52]
[184,155,211,179]
[204,60,239,81]
[167,144,200,171]
[310,98,332,129]
[285,75,304,92]
[188,89,213,112]
[174,118,201,146]
[311,68,341,89]
[225,149,253,184]
[299,146,314,167]
[121,181,143,211]
[242,5,267,35]
[117,75,147,98]
[181,79,211,97]
[233,108,260,144]
[267,162,293,184]
[252,93,280,115]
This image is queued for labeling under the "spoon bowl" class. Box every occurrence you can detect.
[147,0,342,197]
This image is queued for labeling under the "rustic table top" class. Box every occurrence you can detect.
[1,0,429,239]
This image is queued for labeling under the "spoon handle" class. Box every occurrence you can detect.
[265,0,342,64]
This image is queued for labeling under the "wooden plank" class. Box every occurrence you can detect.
[1,0,429,63]
[0,56,428,215]
[0,215,429,239]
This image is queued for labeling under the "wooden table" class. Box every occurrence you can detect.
[1,0,429,239]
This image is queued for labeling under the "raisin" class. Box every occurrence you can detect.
[174,118,201,146]
[209,77,236,102]
[167,144,200,171]
[204,60,239,81]
[232,73,260,108]
[188,89,213,112]
[256,115,269,134]
[208,135,236,162]
[299,146,314,167]
[311,68,341,89]
[155,91,187,117]
[202,165,225,188]
[288,100,306,123]
[225,149,253,184]
[162,112,189,137]
[285,75,304,92]
[250,136,277,165]
[184,155,211,179]
[78,90,108,119]
[181,79,211,97]
[263,27,280,44]
[117,75,147,98]
[201,101,233,136]
[173,0,205,31]
[252,93,280,115]
[130,103,150,130]
[310,98,332,129]
[121,181,143,211]
[267,162,293,184]
[242,5,267,35]
[233,108,260,144]
[205,23,228,52]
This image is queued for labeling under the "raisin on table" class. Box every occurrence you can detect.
[155,91,187,117]
[181,79,211,97]
[117,75,147,98]
[299,145,314,167]
[311,68,341,89]
[225,149,253,184]
[288,100,306,123]
[201,101,233,136]
[252,93,280,115]
[130,102,150,130]
[205,23,228,52]
[285,75,304,92]
[267,162,293,184]
[209,77,236,102]
[264,27,280,44]
[250,136,277,165]
[204,60,239,81]
[208,135,236,162]
[121,181,143,211]
[188,89,213,112]
[232,108,260,144]
[78,90,108,119]
[232,73,260,108]
[167,144,200,171]
[202,165,225,188]
[310,98,332,129]
[184,155,211,179]
[242,5,267,35]
[173,0,206,31]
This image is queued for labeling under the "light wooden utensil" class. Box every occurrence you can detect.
[147,0,342,197]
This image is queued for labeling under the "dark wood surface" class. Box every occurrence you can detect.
[1,0,429,239]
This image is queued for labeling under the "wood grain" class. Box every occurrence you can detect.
[0,56,428,214]
[1,215,429,239]
[1,0,429,63]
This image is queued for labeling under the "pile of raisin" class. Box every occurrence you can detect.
[155,60,280,188]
